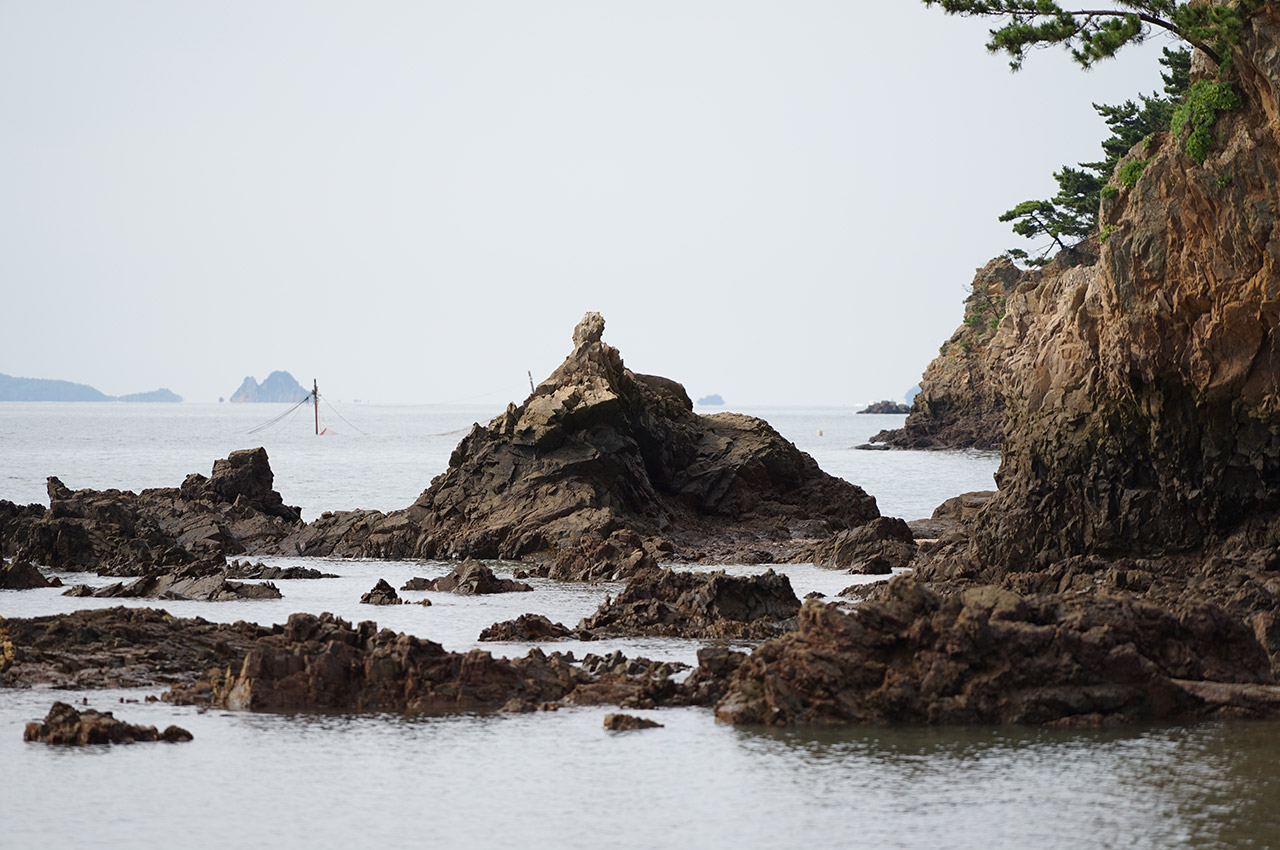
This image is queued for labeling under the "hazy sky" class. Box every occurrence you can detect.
[2,2,1174,407]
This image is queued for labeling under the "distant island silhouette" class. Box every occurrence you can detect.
[230,371,309,403]
[0,373,181,402]
[696,394,724,406]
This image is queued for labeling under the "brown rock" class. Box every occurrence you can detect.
[602,713,662,731]
[360,578,402,605]
[0,559,60,589]
[404,560,532,594]
[166,613,590,713]
[808,517,916,572]
[59,561,283,602]
[23,701,193,745]
[715,576,1277,726]
[0,606,268,689]
[277,314,879,561]
[576,567,800,639]
[478,614,573,641]
[6,449,303,572]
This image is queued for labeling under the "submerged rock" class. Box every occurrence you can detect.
[576,567,801,639]
[602,713,663,731]
[715,576,1280,727]
[24,701,193,745]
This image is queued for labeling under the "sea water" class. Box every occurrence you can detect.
[3,403,1279,850]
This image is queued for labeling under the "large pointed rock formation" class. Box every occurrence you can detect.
[282,313,879,561]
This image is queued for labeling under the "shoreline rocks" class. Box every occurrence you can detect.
[576,567,801,640]
[1,448,303,573]
[715,576,1280,727]
[402,560,532,595]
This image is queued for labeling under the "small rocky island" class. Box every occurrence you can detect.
[230,371,309,403]
[858,400,911,414]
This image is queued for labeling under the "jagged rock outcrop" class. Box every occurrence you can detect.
[24,702,193,745]
[715,576,1280,726]
[360,579,403,605]
[275,313,879,563]
[576,567,801,639]
[0,607,268,688]
[165,612,591,713]
[870,256,1044,450]
[911,11,1280,639]
[3,448,303,571]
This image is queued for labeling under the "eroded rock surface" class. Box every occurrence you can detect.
[808,517,916,573]
[274,313,879,563]
[871,257,1034,450]
[0,607,268,688]
[24,701,192,745]
[716,576,1280,726]
[166,612,591,713]
[62,561,282,602]
[402,560,532,594]
[1,559,60,589]
[576,567,801,639]
[478,614,573,642]
[2,448,303,572]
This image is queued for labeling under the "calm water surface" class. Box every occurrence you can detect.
[5,404,1278,849]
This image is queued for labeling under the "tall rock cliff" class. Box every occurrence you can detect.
[923,6,1280,610]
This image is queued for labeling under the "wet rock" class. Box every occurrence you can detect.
[0,559,60,589]
[478,614,573,642]
[808,517,916,572]
[602,713,662,731]
[404,560,532,595]
[579,651,689,679]
[360,579,402,605]
[576,567,800,639]
[166,613,591,713]
[715,576,1278,726]
[60,562,282,602]
[23,701,193,745]
[680,646,750,707]
[0,607,268,689]
[6,449,303,571]
[223,560,337,580]
[279,314,879,561]
[534,530,661,582]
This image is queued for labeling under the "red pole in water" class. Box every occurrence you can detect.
[313,379,319,436]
